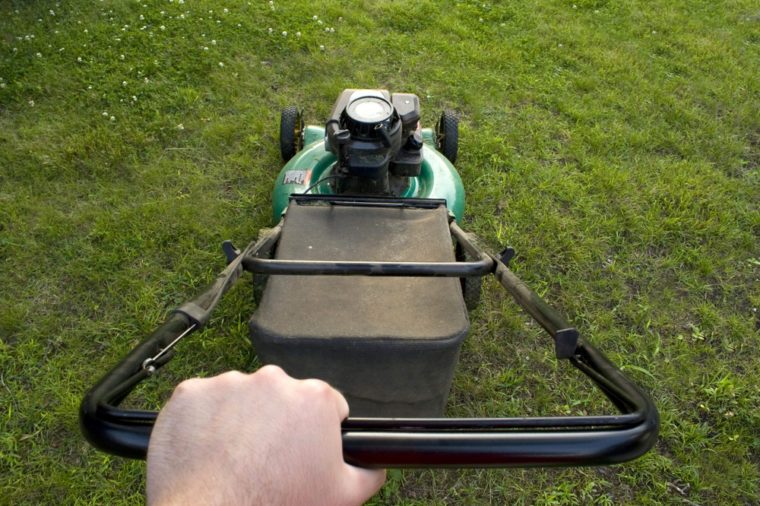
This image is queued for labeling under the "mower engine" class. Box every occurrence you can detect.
[325,89,423,194]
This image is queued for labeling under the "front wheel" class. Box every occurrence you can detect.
[435,110,458,164]
[280,106,304,162]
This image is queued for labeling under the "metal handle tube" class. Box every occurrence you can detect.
[241,221,493,277]
[242,256,493,277]
[80,215,658,466]
[80,313,192,458]
[81,336,658,465]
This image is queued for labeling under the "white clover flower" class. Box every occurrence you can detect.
[139,14,144,20]
[177,123,184,130]
[36,52,42,57]
[132,95,137,101]
[122,80,127,86]
[110,116,115,121]
[218,61,224,67]
[144,77,149,83]
[203,46,209,50]
[84,28,88,33]
[317,19,323,25]
[49,9,55,15]
[296,32,301,37]
[161,11,165,15]
[120,54,125,60]
[102,111,109,116]
[312,15,318,20]
[329,27,334,32]
[77,56,82,62]
[324,27,329,32]
[282,31,287,36]
[268,27,273,33]
[180,14,185,19]
[88,85,93,89]
[0,83,6,89]
[29,100,35,107]
[160,25,165,30]
[236,23,241,27]
[178,0,184,4]
[319,44,325,51]
[211,39,216,44]
[223,8,229,13]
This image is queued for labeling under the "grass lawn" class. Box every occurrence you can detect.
[1,0,759,504]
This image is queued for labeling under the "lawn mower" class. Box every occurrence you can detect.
[81,89,658,468]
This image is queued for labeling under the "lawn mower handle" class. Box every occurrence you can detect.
[80,218,659,467]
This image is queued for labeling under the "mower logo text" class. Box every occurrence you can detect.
[283,170,311,186]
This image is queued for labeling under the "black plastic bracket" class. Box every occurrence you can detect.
[222,240,241,265]
[499,247,516,266]
[553,328,580,359]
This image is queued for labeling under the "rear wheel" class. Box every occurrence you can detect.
[435,110,458,164]
[280,106,304,162]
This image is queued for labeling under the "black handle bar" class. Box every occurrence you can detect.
[80,214,658,467]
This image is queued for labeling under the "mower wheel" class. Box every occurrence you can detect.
[456,241,482,311]
[436,110,458,164]
[280,106,304,162]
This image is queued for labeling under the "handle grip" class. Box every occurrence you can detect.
[80,304,658,467]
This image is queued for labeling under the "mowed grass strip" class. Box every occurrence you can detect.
[1,0,758,504]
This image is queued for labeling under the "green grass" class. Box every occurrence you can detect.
[1,0,758,503]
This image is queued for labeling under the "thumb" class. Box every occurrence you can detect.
[340,464,387,505]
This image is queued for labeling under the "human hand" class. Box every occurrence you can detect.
[146,365,386,505]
